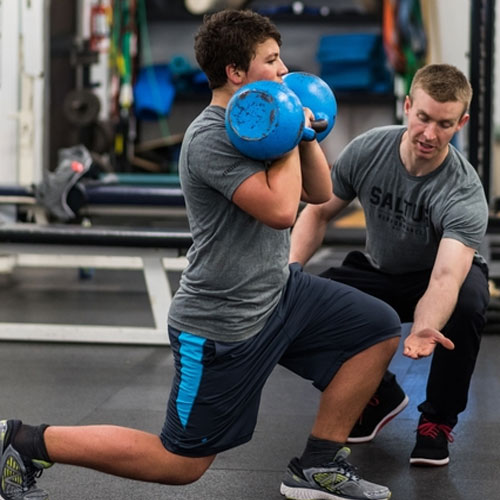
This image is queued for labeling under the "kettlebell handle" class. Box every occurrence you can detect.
[302,119,329,142]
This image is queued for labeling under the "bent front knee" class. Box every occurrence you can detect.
[157,454,215,485]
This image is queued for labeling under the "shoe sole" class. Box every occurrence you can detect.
[347,394,410,443]
[279,483,391,500]
[409,456,450,466]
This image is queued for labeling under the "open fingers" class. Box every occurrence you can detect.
[403,330,455,359]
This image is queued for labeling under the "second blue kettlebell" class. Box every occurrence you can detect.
[283,72,337,142]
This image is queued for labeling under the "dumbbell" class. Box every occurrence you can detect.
[225,73,337,161]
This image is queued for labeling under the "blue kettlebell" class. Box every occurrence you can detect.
[283,72,337,142]
[225,80,315,161]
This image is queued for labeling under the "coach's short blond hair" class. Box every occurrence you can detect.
[409,64,473,116]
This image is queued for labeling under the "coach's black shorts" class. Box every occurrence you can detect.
[160,263,400,457]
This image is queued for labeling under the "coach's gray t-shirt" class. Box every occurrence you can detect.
[168,106,290,342]
[332,125,488,274]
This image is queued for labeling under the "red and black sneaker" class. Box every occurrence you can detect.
[410,415,454,466]
[347,374,409,443]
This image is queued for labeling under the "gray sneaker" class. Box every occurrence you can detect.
[0,420,52,500]
[280,447,391,500]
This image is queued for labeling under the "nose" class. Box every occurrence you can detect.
[278,58,288,77]
[423,122,437,141]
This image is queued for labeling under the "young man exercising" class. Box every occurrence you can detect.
[0,11,452,500]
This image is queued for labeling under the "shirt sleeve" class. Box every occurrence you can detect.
[440,184,489,250]
[331,139,362,201]
[187,124,265,201]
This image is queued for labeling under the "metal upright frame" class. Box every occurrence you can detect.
[468,0,496,204]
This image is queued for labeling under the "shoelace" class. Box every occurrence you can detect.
[24,463,44,491]
[329,457,361,481]
[417,420,454,443]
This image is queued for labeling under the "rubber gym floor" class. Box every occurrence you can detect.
[0,226,499,500]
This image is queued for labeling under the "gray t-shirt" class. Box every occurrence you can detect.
[168,106,290,342]
[332,125,488,274]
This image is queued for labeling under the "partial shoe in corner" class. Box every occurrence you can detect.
[0,420,52,500]
[280,447,391,500]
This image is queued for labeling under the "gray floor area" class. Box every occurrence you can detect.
[0,246,499,500]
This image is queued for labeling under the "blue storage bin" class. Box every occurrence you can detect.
[134,64,176,120]
[320,66,374,90]
[317,33,380,63]
[317,33,393,92]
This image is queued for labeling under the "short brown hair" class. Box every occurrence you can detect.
[409,64,473,116]
[194,9,281,89]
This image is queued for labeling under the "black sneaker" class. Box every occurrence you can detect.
[347,376,409,443]
[0,420,52,500]
[409,415,454,466]
[280,447,391,500]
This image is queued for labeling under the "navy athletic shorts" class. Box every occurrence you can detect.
[160,263,401,457]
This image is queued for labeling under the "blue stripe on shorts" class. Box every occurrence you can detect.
[177,332,206,428]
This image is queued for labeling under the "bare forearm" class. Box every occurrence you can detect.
[299,141,332,203]
[404,285,459,358]
[290,205,329,264]
[403,239,474,358]
[267,147,302,201]
[412,239,476,335]
[412,281,460,333]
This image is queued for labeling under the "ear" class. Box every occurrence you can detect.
[403,95,412,116]
[226,63,244,86]
[456,113,469,131]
